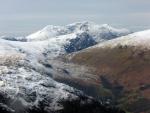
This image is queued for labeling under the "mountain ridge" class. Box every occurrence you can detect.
[26,21,130,42]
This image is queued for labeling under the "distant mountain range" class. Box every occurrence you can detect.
[1,22,130,58]
[26,21,130,42]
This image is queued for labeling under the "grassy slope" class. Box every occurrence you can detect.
[69,45,150,113]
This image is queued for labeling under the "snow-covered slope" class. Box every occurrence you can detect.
[0,22,130,58]
[0,37,113,113]
[92,29,150,49]
[0,39,73,112]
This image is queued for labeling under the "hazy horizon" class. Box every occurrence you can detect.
[0,0,150,36]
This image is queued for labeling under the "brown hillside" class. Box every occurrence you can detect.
[69,45,150,113]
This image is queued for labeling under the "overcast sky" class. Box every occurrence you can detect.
[0,0,150,36]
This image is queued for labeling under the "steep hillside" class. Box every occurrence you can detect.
[68,30,150,113]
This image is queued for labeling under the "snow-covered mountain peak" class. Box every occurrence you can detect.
[26,21,92,41]
[66,21,94,31]
[66,21,94,27]
[43,25,63,30]
[26,21,130,42]
[100,24,112,29]
[98,24,130,36]
[26,26,67,41]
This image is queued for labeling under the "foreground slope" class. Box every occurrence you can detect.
[68,30,150,113]
[0,38,126,113]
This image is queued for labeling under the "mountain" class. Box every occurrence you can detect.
[0,22,131,113]
[26,22,130,42]
[0,22,130,59]
[66,30,150,113]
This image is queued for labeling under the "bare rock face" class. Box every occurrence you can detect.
[64,32,97,53]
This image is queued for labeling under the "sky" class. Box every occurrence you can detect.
[0,0,150,36]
